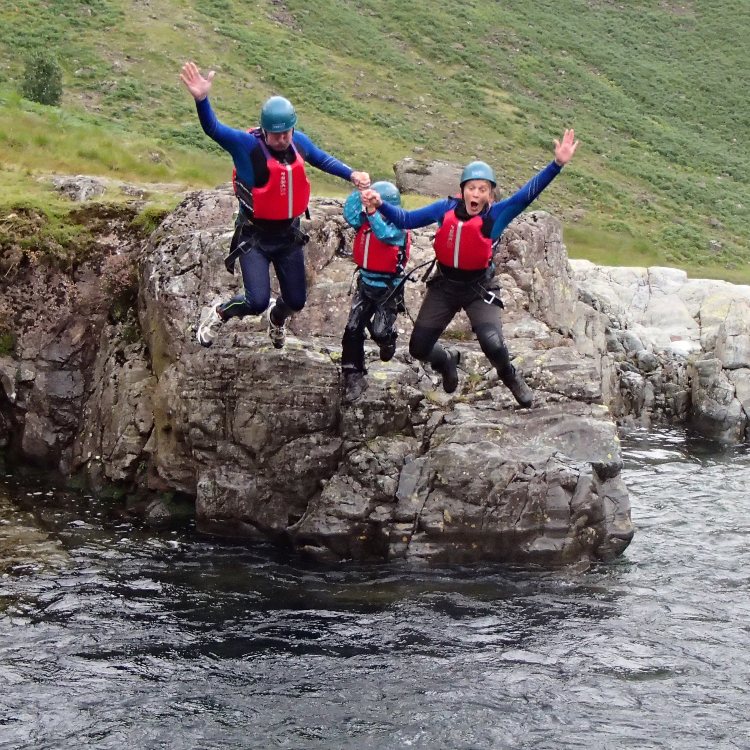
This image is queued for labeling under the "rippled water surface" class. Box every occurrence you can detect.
[2,429,750,749]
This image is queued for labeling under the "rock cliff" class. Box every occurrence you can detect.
[2,184,636,564]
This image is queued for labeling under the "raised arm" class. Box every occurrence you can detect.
[488,128,579,239]
[366,210,407,245]
[343,190,366,230]
[554,128,578,167]
[180,61,257,184]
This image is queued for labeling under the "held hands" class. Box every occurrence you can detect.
[554,129,579,167]
[351,171,371,190]
[180,61,215,102]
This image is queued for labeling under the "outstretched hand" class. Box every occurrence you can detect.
[554,129,579,166]
[180,61,215,102]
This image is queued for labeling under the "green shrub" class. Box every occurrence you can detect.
[131,204,172,236]
[0,330,16,355]
[21,51,63,106]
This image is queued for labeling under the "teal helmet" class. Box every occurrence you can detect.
[459,161,496,188]
[260,96,297,132]
[371,180,401,207]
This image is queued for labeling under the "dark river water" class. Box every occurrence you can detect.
[1,428,749,750]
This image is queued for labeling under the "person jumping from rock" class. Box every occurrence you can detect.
[180,61,370,349]
[341,181,411,402]
[361,129,578,407]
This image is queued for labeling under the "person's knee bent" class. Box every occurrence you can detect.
[475,324,510,368]
[371,322,396,347]
[372,330,396,348]
[243,291,271,316]
[409,327,437,361]
[282,290,306,313]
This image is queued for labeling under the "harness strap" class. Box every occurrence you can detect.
[223,218,309,274]
[473,262,504,308]
[367,258,437,308]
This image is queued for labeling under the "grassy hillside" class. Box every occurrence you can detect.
[1,0,748,280]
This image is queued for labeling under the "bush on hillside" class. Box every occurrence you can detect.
[21,51,63,106]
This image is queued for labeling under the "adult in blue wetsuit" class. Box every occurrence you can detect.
[362,129,579,407]
[180,61,371,349]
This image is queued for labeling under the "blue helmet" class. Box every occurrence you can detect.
[371,180,401,207]
[260,96,297,132]
[459,161,496,188]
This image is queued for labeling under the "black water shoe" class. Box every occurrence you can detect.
[505,370,534,408]
[379,340,396,362]
[442,349,461,394]
[343,371,369,402]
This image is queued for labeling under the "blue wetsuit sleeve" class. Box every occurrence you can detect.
[196,97,257,185]
[343,191,365,229]
[294,131,354,182]
[366,212,407,245]
[377,198,455,229]
[488,161,562,239]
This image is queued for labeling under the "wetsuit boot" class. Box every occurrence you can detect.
[502,366,534,408]
[343,370,368,402]
[379,338,397,362]
[428,346,461,394]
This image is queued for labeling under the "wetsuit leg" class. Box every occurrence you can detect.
[464,299,513,380]
[269,241,306,324]
[370,284,402,362]
[342,281,375,374]
[219,240,272,319]
[409,279,462,369]
[466,297,534,406]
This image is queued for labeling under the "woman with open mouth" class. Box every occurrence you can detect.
[361,129,578,407]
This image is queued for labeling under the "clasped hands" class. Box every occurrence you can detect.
[359,187,382,214]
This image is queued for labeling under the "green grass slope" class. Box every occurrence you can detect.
[0,0,748,279]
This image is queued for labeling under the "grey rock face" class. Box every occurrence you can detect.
[571,260,750,440]
[0,186,635,565]
[127,190,632,563]
[0,198,147,473]
[51,175,108,201]
[293,398,630,564]
[690,358,747,442]
[715,300,750,370]
[72,331,156,486]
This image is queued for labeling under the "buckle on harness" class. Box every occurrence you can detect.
[482,289,504,308]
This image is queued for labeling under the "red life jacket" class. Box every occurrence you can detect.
[352,224,411,274]
[433,210,494,270]
[231,130,311,220]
